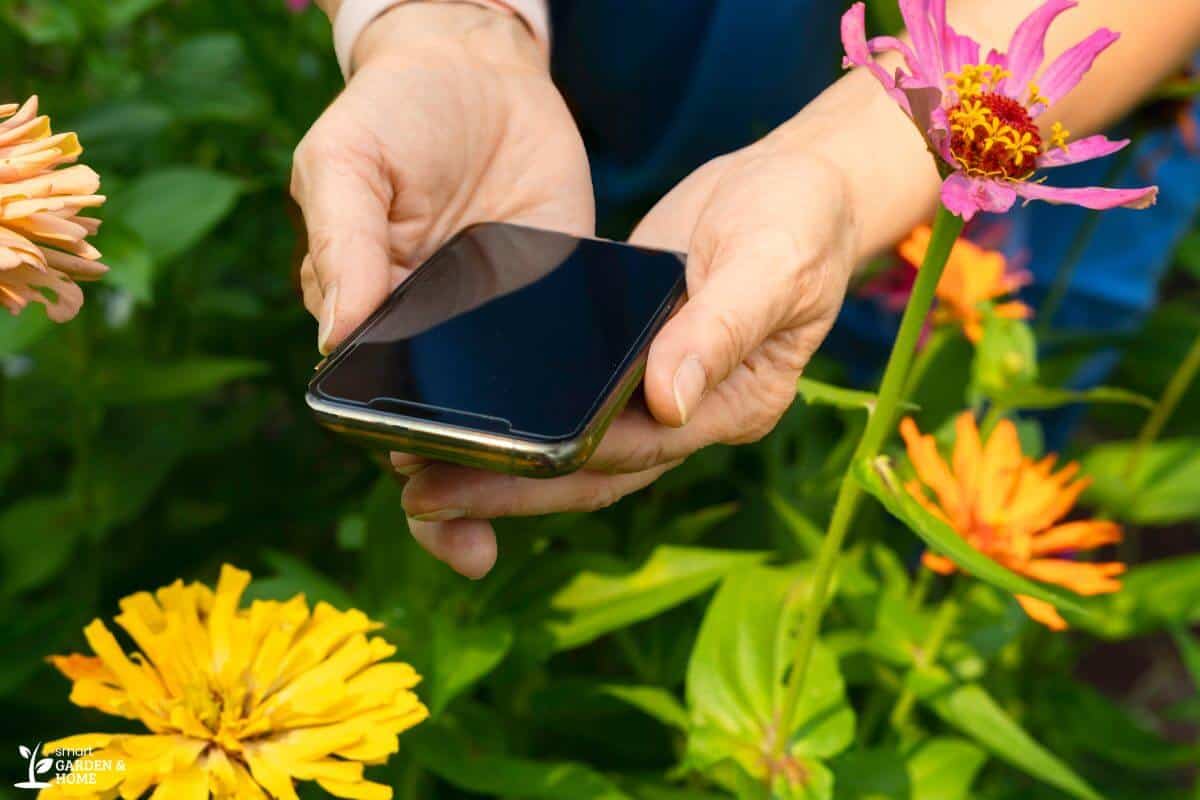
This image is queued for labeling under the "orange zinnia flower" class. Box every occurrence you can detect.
[0,96,106,322]
[900,412,1124,630]
[899,225,1031,343]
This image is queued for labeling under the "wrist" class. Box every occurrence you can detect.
[762,68,942,265]
[353,2,546,76]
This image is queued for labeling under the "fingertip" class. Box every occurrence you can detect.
[644,323,691,428]
[389,452,426,477]
[407,517,498,579]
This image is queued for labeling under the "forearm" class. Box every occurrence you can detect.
[765,0,1200,264]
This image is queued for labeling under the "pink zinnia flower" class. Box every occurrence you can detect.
[0,96,106,322]
[842,0,1158,221]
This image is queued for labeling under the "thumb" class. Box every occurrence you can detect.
[292,133,394,355]
[643,232,799,428]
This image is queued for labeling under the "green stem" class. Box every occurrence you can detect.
[1122,330,1200,484]
[903,327,952,399]
[1036,144,1136,335]
[980,403,1007,438]
[890,585,962,731]
[775,206,965,754]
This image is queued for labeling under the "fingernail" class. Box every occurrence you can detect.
[672,355,707,425]
[395,463,426,477]
[413,508,466,522]
[318,283,338,355]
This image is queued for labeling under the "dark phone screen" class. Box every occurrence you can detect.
[312,224,686,441]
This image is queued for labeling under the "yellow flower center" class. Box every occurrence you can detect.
[944,64,1071,180]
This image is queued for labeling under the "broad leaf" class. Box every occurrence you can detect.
[100,0,167,29]
[246,550,355,610]
[429,615,513,716]
[854,457,1091,617]
[1076,554,1200,638]
[831,738,985,800]
[594,684,689,732]
[528,545,767,652]
[991,384,1152,412]
[912,669,1101,800]
[796,377,915,413]
[92,222,155,303]
[155,34,270,124]
[410,718,631,800]
[108,167,242,263]
[0,495,82,597]
[686,565,854,799]
[1082,438,1200,524]
[94,358,268,405]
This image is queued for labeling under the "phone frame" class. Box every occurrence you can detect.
[306,223,687,478]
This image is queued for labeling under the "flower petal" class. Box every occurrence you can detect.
[841,4,914,114]
[941,24,981,74]
[940,173,1017,221]
[899,0,942,79]
[1022,559,1125,595]
[1013,180,1158,210]
[1038,28,1120,106]
[1031,520,1122,556]
[1016,594,1068,630]
[1036,134,1130,168]
[1002,0,1077,95]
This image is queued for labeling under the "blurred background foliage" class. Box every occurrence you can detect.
[1,1,1199,799]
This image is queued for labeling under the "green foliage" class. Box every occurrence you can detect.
[2,3,1199,799]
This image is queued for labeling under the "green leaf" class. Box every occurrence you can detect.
[99,0,166,29]
[971,315,1037,400]
[991,384,1153,412]
[593,684,689,732]
[108,167,242,263]
[0,495,83,597]
[70,102,173,164]
[904,737,987,800]
[92,221,154,303]
[1175,231,1200,280]
[528,545,767,652]
[686,565,854,799]
[1,0,82,44]
[912,670,1101,800]
[1077,554,1200,638]
[246,551,355,610]
[1082,438,1200,524]
[854,456,1091,617]
[768,491,823,555]
[410,717,632,800]
[1170,624,1200,691]
[0,309,52,357]
[796,377,915,413]
[831,740,986,800]
[154,34,269,124]
[94,358,268,405]
[1032,676,1196,770]
[429,615,513,716]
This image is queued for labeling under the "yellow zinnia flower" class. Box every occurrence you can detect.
[899,224,1031,343]
[901,413,1125,630]
[1,96,107,322]
[40,565,427,799]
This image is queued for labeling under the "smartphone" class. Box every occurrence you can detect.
[306,222,687,478]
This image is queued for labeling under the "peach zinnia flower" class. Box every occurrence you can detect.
[842,0,1157,220]
[1,96,106,322]
[900,413,1124,630]
[40,565,427,799]
[900,224,1031,342]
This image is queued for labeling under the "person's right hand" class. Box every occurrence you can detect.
[291,2,594,356]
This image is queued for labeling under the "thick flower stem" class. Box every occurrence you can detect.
[1123,330,1200,484]
[775,206,964,753]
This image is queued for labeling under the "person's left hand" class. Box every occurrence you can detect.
[396,143,859,577]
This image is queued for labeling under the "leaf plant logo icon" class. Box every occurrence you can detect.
[14,742,53,790]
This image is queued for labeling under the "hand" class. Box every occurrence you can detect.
[291,2,593,355]
[399,143,859,577]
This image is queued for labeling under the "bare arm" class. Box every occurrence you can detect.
[766,0,1200,264]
